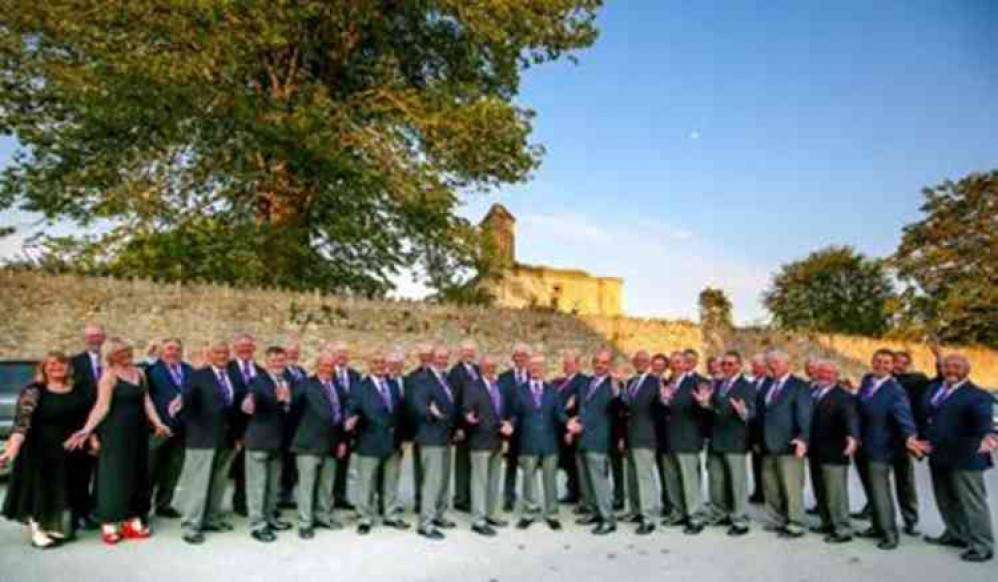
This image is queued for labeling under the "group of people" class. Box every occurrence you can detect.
[1,323,995,564]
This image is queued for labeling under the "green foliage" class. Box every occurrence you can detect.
[891,170,998,347]
[763,246,895,337]
[698,286,733,329]
[0,0,602,297]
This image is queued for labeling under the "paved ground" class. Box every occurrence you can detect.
[1,453,995,582]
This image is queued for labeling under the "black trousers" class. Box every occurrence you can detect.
[559,439,580,501]
[230,449,247,511]
[279,449,298,502]
[610,447,625,506]
[334,450,352,504]
[750,450,765,500]
[67,450,97,523]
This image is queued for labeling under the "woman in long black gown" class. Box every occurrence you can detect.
[65,338,172,545]
[1,352,91,548]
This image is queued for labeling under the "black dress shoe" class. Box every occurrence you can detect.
[877,537,899,550]
[592,522,616,535]
[902,523,920,536]
[156,507,182,519]
[433,518,456,529]
[856,527,882,539]
[334,500,355,511]
[576,515,601,526]
[299,527,314,540]
[825,533,853,544]
[546,519,562,531]
[924,534,968,548]
[472,524,497,537]
[636,522,656,535]
[418,527,445,540]
[850,508,871,520]
[251,529,276,543]
[486,518,509,528]
[516,518,533,530]
[384,519,411,530]
[960,549,994,563]
[183,532,205,545]
[727,525,750,537]
[358,523,372,535]
[684,523,704,535]
[269,520,293,532]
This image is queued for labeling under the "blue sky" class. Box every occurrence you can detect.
[2,1,997,323]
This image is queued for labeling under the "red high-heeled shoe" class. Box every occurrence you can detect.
[121,520,151,539]
[101,528,123,545]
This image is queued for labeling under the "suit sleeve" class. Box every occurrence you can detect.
[793,384,814,444]
[969,391,995,439]
[842,394,861,440]
[890,388,917,441]
[412,380,436,424]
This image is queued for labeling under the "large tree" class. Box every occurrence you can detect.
[0,1,602,296]
[892,170,998,347]
[763,246,895,337]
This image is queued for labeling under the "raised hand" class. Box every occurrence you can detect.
[145,340,160,359]
[499,420,514,437]
[693,382,714,408]
[168,395,183,418]
[843,436,859,457]
[729,397,749,420]
[241,394,256,415]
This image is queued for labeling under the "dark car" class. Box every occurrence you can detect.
[1,360,38,477]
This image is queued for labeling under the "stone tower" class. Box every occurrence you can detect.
[481,203,516,268]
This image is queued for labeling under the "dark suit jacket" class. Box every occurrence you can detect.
[856,375,917,463]
[755,375,813,455]
[512,381,567,456]
[290,376,346,456]
[462,376,508,452]
[809,385,860,465]
[226,359,262,438]
[71,351,101,405]
[895,371,931,433]
[622,373,663,450]
[147,360,193,431]
[663,374,707,453]
[448,362,481,403]
[575,375,617,453]
[347,376,403,459]
[401,367,431,442]
[412,369,458,447]
[333,366,362,397]
[182,366,242,450]
[922,380,995,471]
[707,375,757,454]
[244,373,290,452]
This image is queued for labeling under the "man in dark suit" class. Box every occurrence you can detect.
[755,349,813,538]
[404,344,435,513]
[698,350,756,536]
[346,353,409,534]
[413,346,460,540]
[463,356,512,536]
[289,353,347,539]
[243,346,294,542]
[278,341,309,509]
[498,343,531,511]
[330,341,362,510]
[661,351,707,534]
[621,350,662,534]
[917,354,995,563]
[145,337,193,520]
[512,355,568,531]
[854,349,919,550]
[808,360,860,544]
[553,350,588,507]
[746,354,770,505]
[448,339,481,512]
[171,340,243,545]
[68,322,106,532]
[226,333,261,517]
[571,348,618,535]
[652,353,675,519]
[891,349,932,534]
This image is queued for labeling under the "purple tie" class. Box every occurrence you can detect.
[216,370,233,406]
[489,381,502,415]
[532,381,542,409]
[586,377,602,401]
[766,380,783,405]
[629,376,642,398]
[323,380,341,424]
[437,372,454,401]
[376,377,393,411]
[721,379,733,398]
[93,356,102,382]
[241,361,252,383]
[931,384,953,407]
[170,364,184,387]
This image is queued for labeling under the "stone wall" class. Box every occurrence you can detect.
[2,270,996,387]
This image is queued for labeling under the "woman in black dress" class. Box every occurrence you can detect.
[1,351,92,548]
[65,338,172,545]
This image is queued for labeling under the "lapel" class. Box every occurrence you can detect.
[765,376,793,409]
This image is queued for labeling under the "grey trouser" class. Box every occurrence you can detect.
[579,451,615,524]
[357,452,402,525]
[664,452,703,524]
[762,454,806,533]
[627,448,659,522]
[470,449,503,526]
[893,453,919,526]
[931,466,994,555]
[178,447,235,534]
[148,434,186,512]
[519,454,559,520]
[419,445,452,529]
[863,459,898,538]
[707,452,749,527]
[812,462,851,536]
[246,450,282,532]
[295,454,337,528]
